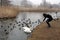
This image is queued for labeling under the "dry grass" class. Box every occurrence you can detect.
[0,6,19,18]
[18,7,60,12]
[0,6,60,18]
[28,19,60,40]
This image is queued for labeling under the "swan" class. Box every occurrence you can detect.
[23,26,32,33]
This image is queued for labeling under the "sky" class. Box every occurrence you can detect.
[29,0,60,5]
[46,0,60,4]
[10,0,60,5]
[28,0,42,5]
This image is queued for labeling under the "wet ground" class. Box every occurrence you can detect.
[28,19,60,40]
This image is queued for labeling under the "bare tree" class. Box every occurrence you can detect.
[21,0,32,20]
[42,0,47,7]
[21,0,32,7]
[0,0,11,6]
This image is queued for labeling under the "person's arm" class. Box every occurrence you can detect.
[43,17,46,21]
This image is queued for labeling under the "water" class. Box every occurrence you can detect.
[0,18,30,40]
[8,26,28,40]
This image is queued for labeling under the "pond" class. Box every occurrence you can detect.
[0,12,60,40]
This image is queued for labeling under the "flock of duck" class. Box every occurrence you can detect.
[0,18,41,38]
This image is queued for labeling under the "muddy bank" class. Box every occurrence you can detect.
[28,19,60,40]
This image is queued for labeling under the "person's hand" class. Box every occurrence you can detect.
[41,21,45,24]
[43,21,46,23]
[43,20,45,22]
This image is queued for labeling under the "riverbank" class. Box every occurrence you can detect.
[28,19,60,40]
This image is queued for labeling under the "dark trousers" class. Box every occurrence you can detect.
[46,19,52,28]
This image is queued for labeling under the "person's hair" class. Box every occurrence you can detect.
[43,13,47,16]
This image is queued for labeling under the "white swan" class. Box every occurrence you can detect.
[23,27,32,33]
